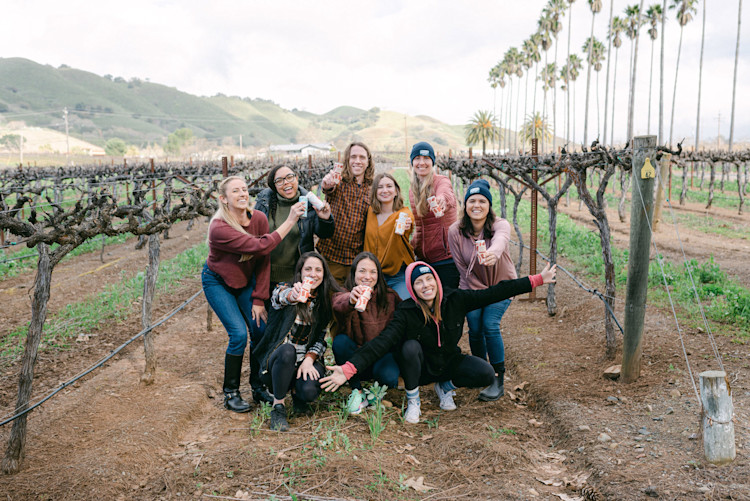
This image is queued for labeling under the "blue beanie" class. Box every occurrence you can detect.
[464,179,493,205]
[410,142,435,165]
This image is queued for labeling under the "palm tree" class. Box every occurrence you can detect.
[583,0,603,147]
[668,0,698,147]
[488,63,506,153]
[583,37,607,138]
[624,3,645,144]
[545,0,566,152]
[538,12,555,153]
[540,63,558,151]
[565,0,578,147]
[519,112,553,149]
[693,0,705,152]
[728,0,742,152]
[562,54,584,147]
[608,16,626,145]
[523,35,542,152]
[466,110,501,155]
[602,0,615,146]
[508,48,525,154]
[646,4,663,135]
[659,0,667,144]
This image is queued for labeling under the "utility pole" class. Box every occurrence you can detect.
[63,107,70,160]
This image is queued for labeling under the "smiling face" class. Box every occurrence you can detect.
[301,256,325,290]
[348,145,369,181]
[411,155,434,181]
[465,194,490,223]
[354,258,378,288]
[273,167,299,199]
[376,176,397,206]
[220,178,249,213]
[412,273,437,302]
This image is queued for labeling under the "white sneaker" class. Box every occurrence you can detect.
[434,382,457,411]
[404,399,421,424]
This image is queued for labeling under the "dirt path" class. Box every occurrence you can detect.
[0,210,748,500]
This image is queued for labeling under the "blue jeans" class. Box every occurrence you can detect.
[385,266,409,300]
[466,298,511,365]
[332,334,399,390]
[201,264,266,356]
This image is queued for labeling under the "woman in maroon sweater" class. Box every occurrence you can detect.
[202,176,304,413]
[331,252,401,414]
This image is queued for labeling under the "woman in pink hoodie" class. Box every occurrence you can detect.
[448,179,516,401]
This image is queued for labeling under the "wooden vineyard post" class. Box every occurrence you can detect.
[207,304,213,331]
[700,370,736,464]
[622,135,657,383]
[140,233,160,385]
[529,139,538,300]
[222,157,228,178]
[653,153,671,231]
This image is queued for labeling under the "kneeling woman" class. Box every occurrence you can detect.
[321,261,556,423]
[332,252,401,414]
[253,252,341,431]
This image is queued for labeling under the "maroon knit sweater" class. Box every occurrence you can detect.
[206,211,281,306]
[332,289,401,346]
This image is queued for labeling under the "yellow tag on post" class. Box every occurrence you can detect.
[641,157,655,179]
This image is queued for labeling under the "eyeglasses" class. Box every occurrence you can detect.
[274,173,297,187]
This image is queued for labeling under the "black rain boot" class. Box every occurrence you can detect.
[292,393,312,416]
[223,353,251,413]
[270,403,289,431]
[478,362,505,401]
[249,352,273,405]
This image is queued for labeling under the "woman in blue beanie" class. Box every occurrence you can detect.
[448,179,516,401]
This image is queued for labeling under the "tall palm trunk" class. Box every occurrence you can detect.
[694,0,707,152]
[603,0,615,145]
[648,37,655,134]
[728,0,743,151]
[583,13,596,146]
[553,36,559,152]
[658,0,667,144]
[567,4,574,147]
[515,76,522,153]
[611,47,619,145]
[533,61,540,151]
[668,24,686,148]
[524,70,530,152]
[627,0,645,144]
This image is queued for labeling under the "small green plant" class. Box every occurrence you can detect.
[226,470,234,478]
[488,424,517,438]
[364,382,389,440]
[251,402,272,435]
[426,417,439,429]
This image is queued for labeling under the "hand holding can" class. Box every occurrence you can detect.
[427,196,444,218]
[305,191,326,210]
[475,239,487,265]
[331,163,344,184]
[354,285,372,312]
[395,212,410,235]
[299,195,309,218]
[297,276,315,303]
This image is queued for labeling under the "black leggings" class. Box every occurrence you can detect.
[398,339,495,391]
[262,344,324,402]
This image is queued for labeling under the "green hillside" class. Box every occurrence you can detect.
[0,57,468,152]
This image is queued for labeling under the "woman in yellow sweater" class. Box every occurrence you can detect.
[364,173,415,300]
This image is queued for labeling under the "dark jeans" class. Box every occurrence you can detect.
[397,339,494,391]
[430,258,460,290]
[262,343,324,402]
[466,298,511,365]
[332,334,400,390]
[201,264,266,355]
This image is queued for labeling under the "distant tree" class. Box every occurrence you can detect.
[104,74,113,81]
[465,110,501,155]
[519,112,553,148]
[164,128,194,155]
[0,134,21,152]
[105,138,128,156]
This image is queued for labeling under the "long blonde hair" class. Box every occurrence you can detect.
[410,166,435,217]
[208,176,253,243]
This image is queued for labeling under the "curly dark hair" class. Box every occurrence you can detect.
[265,164,298,223]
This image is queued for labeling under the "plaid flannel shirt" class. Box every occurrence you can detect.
[316,179,371,265]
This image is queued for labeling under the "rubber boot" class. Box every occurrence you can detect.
[249,352,273,405]
[478,362,505,401]
[223,353,251,413]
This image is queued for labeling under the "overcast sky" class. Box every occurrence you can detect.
[2,0,748,145]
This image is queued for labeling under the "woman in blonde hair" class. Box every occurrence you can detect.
[364,172,414,299]
[202,176,304,413]
[408,141,460,289]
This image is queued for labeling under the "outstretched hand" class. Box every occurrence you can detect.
[540,263,557,284]
[319,366,347,392]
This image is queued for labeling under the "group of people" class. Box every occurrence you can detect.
[202,141,556,431]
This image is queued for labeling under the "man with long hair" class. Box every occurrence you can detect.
[317,142,375,284]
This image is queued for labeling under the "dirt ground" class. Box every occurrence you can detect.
[0,197,748,501]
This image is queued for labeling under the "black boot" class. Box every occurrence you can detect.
[270,403,289,431]
[292,393,312,416]
[223,353,251,413]
[478,362,505,401]
[249,352,273,405]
